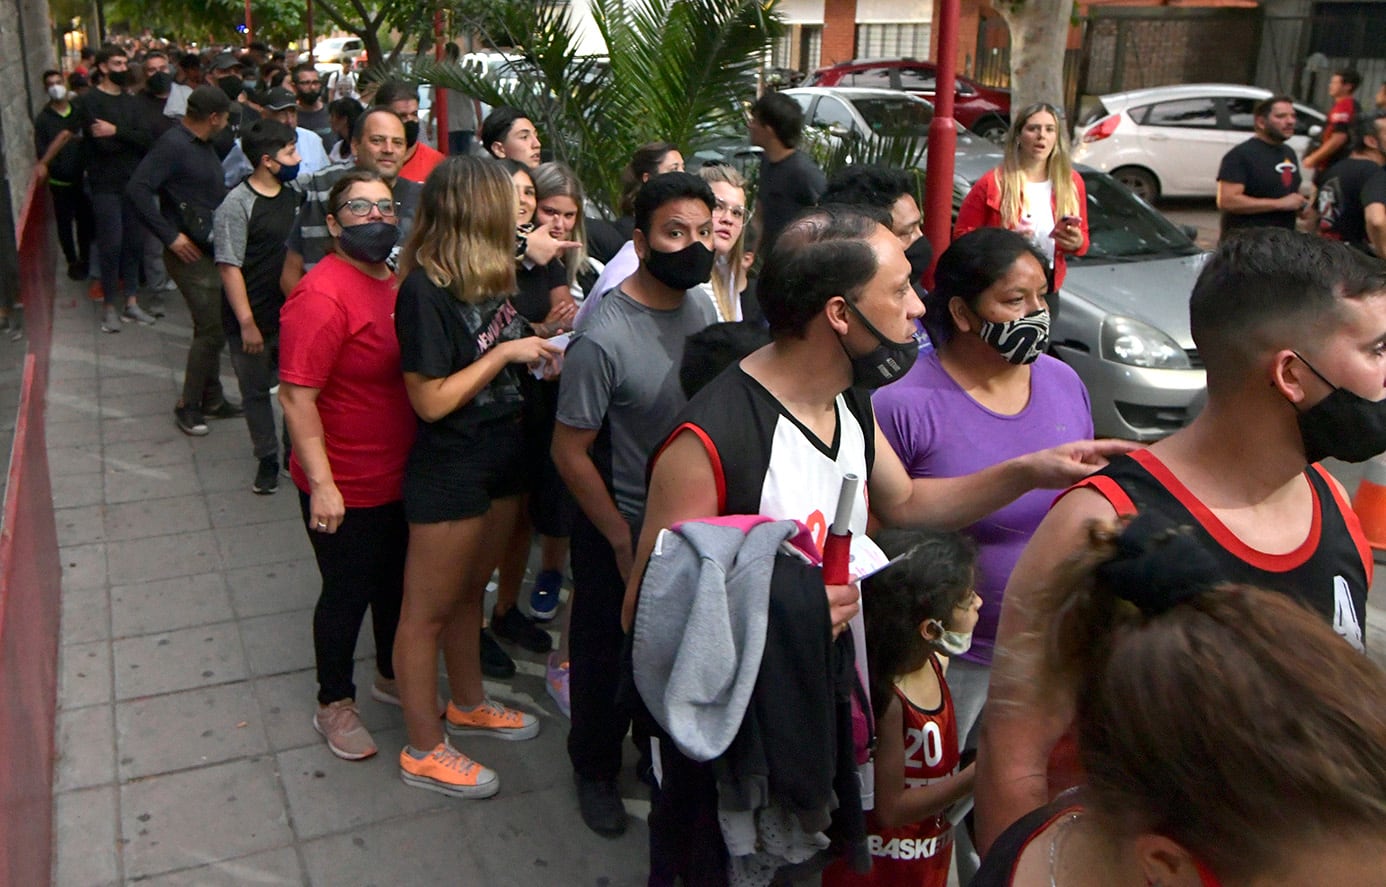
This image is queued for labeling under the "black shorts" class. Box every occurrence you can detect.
[403,416,528,524]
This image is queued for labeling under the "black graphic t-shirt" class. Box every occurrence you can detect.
[1218,137,1302,233]
[394,268,529,451]
[1317,156,1383,247]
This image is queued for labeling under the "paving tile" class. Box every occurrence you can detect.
[112,621,248,700]
[135,847,304,887]
[217,518,314,570]
[61,586,111,645]
[102,435,196,470]
[51,471,107,508]
[54,504,106,547]
[49,356,99,383]
[103,494,211,542]
[116,682,270,779]
[279,728,450,839]
[55,704,116,792]
[102,414,187,444]
[105,529,222,585]
[99,369,178,397]
[60,542,107,591]
[240,610,316,677]
[59,640,112,709]
[299,807,486,887]
[119,756,293,879]
[110,573,234,638]
[197,454,263,494]
[464,790,648,886]
[254,663,400,752]
[191,424,256,460]
[93,334,168,363]
[225,557,320,618]
[47,397,104,424]
[103,461,205,504]
[44,418,102,447]
[49,443,106,476]
[208,485,302,528]
[53,785,121,887]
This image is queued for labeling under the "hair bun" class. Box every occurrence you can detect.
[1097,512,1223,615]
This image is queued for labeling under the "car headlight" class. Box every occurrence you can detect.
[1100,316,1191,369]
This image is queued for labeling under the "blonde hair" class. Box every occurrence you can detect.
[532,162,589,288]
[398,156,517,303]
[998,103,1080,230]
[697,163,747,322]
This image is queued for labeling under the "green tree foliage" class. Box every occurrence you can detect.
[412,0,783,214]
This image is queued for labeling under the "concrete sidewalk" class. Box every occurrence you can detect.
[46,276,648,886]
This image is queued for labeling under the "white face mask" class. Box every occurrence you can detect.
[925,620,973,657]
[48,84,68,102]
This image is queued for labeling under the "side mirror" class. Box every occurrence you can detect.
[1179,224,1199,241]
[827,123,852,139]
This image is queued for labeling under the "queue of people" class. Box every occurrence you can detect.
[36,40,1386,887]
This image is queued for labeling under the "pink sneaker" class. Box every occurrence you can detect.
[546,654,570,719]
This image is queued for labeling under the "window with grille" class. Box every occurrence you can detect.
[856,23,932,60]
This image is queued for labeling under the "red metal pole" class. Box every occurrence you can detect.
[922,0,961,276]
[434,8,449,152]
[245,0,252,46]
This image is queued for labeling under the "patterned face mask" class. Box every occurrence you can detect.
[979,307,1050,365]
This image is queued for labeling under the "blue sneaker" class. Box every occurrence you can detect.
[529,570,563,622]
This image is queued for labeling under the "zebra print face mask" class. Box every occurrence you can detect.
[978,307,1050,365]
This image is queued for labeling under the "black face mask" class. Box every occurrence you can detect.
[403,120,420,148]
[840,298,921,389]
[644,241,715,291]
[336,220,399,265]
[107,69,131,88]
[216,76,243,101]
[1293,352,1386,463]
[904,237,933,281]
[297,88,321,104]
[146,71,173,97]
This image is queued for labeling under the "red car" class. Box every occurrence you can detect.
[806,58,1011,142]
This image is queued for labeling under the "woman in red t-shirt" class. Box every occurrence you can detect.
[279,170,416,762]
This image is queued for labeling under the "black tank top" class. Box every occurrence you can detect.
[1070,450,1370,652]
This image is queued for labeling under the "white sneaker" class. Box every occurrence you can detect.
[122,304,157,326]
[100,306,120,333]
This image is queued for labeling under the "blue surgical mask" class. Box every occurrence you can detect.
[274,161,300,183]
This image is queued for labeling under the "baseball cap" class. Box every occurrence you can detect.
[263,87,297,111]
[210,52,243,72]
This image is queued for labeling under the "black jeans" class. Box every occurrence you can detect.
[299,492,407,705]
[568,511,634,781]
[90,191,143,305]
[49,182,93,268]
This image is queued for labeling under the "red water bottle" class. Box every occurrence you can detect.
[821,473,860,585]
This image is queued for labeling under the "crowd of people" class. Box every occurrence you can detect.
[35,37,1386,887]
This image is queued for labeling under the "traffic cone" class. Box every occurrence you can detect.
[1350,455,1386,550]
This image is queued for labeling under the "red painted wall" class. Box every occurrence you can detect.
[822,0,860,65]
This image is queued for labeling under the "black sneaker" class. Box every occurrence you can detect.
[252,458,279,495]
[490,606,554,654]
[174,405,209,436]
[204,399,245,419]
[574,774,628,837]
[67,262,85,281]
[479,628,515,679]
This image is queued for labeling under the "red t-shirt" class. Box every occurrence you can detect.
[1316,96,1359,168]
[280,253,417,507]
[399,141,446,183]
[822,656,959,887]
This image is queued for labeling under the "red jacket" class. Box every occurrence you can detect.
[954,168,1089,290]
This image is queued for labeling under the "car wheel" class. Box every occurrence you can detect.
[1112,166,1159,203]
[974,117,1009,145]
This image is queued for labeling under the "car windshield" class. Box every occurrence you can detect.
[1077,172,1202,262]
[854,98,933,137]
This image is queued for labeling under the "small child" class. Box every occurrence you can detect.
[824,528,981,887]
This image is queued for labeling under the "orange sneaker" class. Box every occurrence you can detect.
[445,699,540,741]
[398,742,499,799]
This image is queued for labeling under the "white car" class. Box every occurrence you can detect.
[313,36,365,66]
[1072,84,1325,201]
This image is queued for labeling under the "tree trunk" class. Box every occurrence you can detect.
[996,0,1070,118]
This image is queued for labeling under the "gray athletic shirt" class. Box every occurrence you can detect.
[556,287,715,523]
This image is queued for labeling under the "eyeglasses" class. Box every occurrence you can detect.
[713,199,747,222]
[335,198,398,218]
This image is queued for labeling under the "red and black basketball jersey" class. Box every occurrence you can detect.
[657,367,877,548]
[1069,450,1371,652]
[822,655,959,887]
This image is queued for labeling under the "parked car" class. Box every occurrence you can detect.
[314,36,365,67]
[805,58,1011,143]
[780,87,1002,171]
[1072,84,1325,201]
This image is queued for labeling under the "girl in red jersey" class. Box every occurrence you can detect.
[824,529,981,887]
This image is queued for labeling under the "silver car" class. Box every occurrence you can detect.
[951,152,1208,440]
